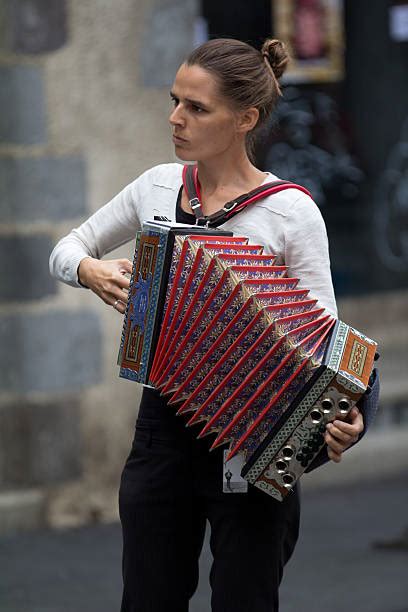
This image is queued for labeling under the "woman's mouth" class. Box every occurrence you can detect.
[172,134,188,145]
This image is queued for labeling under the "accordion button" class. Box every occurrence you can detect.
[275,460,288,473]
[282,445,295,460]
[338,398,351,413]
[310,409,323,423]
[321,398,334,412]
[282,472,295,486]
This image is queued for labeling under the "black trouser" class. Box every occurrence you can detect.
[119,388,300,612]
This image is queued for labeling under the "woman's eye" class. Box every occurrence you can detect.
[191,104,204,113]
[171,97,179,107]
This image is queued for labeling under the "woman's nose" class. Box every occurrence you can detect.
[169,104,185,127]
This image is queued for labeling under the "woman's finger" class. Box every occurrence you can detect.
[112,298,127,314]
[330,418,360,437]
[99,282,128,306]
[347,407,364,434]
[326,422,354,444]
[327,447,342,463]
[118,259,133,274]
[116,274,130,291]
[101,276,129,298]
[109,285,130,305]
[325,432,345,455]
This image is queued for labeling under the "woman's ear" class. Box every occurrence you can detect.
[236,107,259,134]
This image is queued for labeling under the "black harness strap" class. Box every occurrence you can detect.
[182,164,312,228]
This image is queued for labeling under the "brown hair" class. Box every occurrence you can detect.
[185,38,290,158]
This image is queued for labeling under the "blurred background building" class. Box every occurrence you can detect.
[0,0,407,534]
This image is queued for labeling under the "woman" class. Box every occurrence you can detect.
[50,38,364,612]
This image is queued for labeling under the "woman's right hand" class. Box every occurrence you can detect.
[78,257,132,314]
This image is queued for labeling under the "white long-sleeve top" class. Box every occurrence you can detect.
[49,162,337,316]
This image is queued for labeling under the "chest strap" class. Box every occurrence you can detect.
[182,164,312,227]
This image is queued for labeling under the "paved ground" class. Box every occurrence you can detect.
[1,475,407,612]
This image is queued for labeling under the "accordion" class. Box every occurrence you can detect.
[118,221,377,501]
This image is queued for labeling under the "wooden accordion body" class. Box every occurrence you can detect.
[118,221,377,501]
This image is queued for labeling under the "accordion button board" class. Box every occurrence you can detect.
[118,221,378,501]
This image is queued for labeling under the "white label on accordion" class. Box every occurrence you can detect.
[223,451,248,493]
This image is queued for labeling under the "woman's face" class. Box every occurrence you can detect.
[169,63,245,162]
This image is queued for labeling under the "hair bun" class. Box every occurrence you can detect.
[261,39,289,79]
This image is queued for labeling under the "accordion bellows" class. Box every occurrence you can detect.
[118,221,377,501]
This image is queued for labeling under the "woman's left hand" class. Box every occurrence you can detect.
[324,407,364,463]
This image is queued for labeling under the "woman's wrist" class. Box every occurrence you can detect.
[77,256,95,288]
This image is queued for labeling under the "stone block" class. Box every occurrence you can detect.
[141,0,198,87]
[0,489,46,535]
[8,0,68,54]
[0,310,102,393]
[0,398,82,488]
[0,234,56,302]
[0,156,87,223]
[0,65,46,144]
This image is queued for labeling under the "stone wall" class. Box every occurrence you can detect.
[0,0,197,531]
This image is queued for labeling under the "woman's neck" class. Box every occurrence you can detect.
[196,150,266,197]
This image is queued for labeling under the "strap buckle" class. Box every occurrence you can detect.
[223,200,238,213]
[189,197,202,211]
[189,197,207,224]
